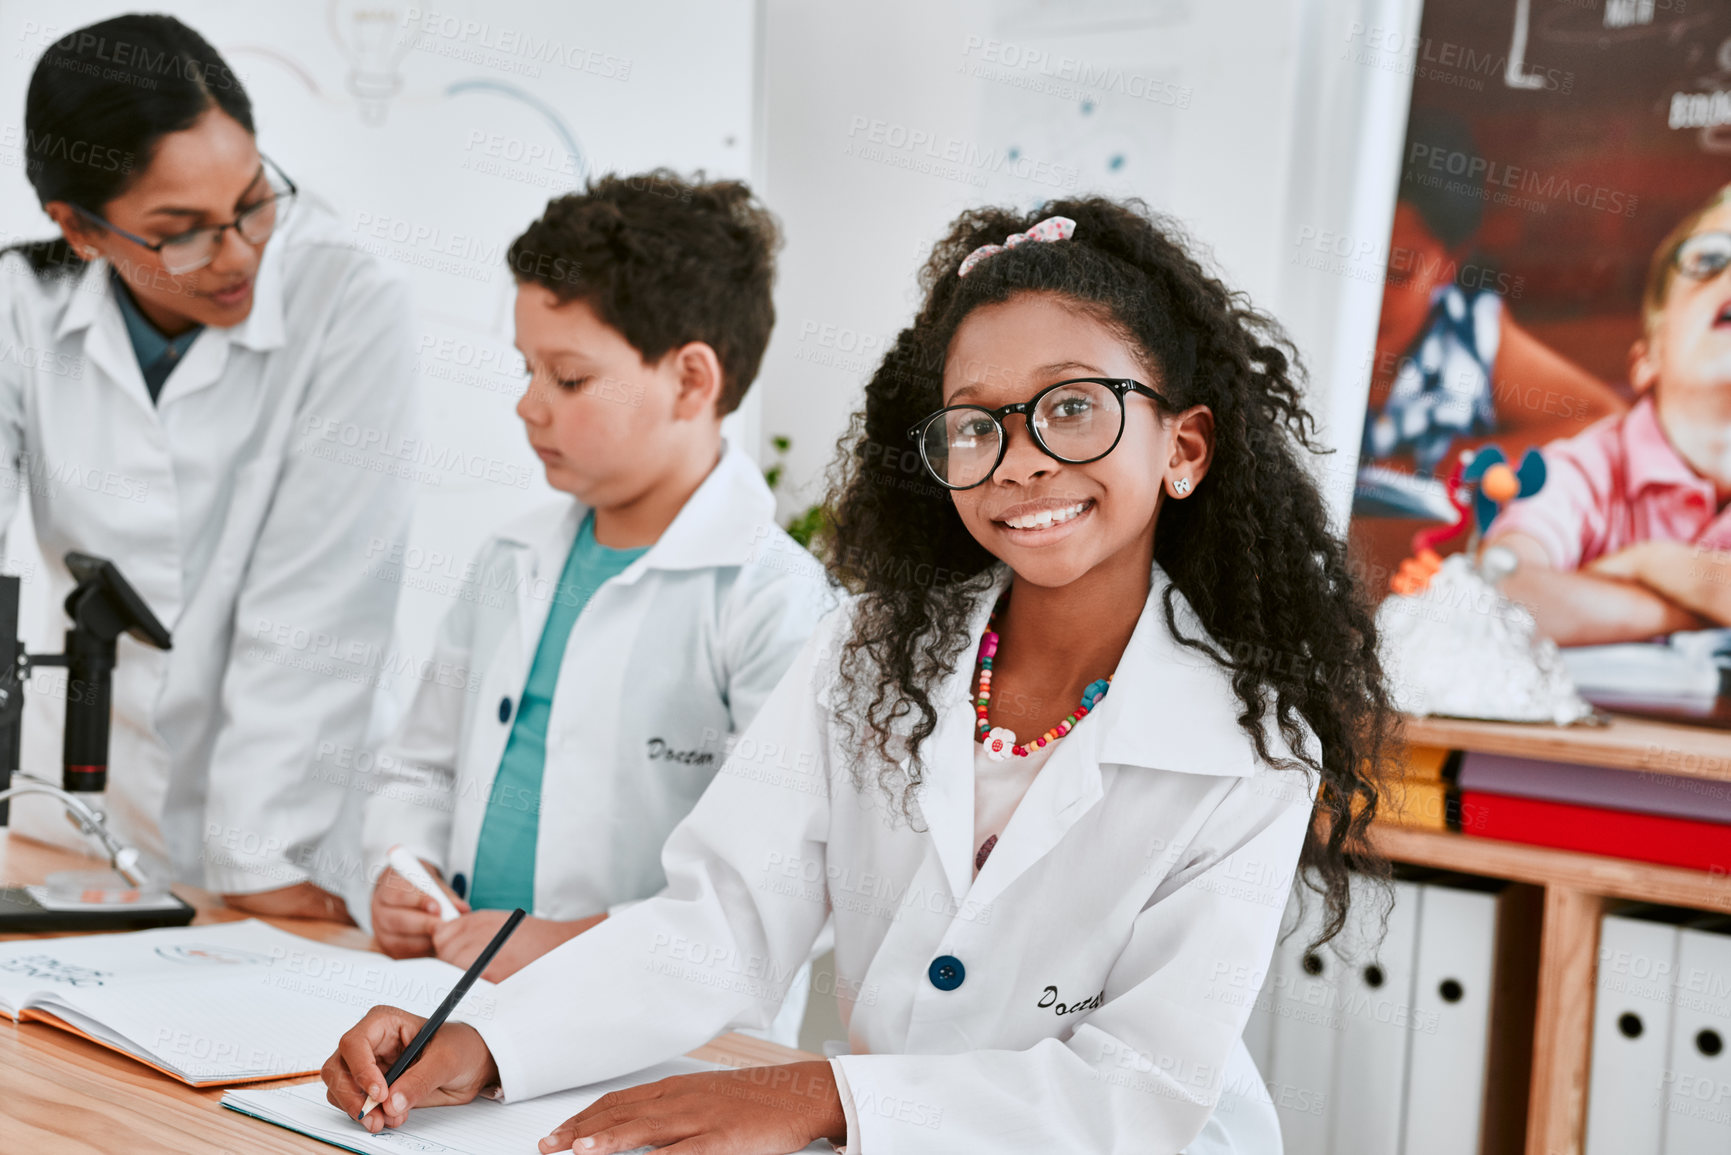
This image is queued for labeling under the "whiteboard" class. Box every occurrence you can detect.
[0,0,757,683]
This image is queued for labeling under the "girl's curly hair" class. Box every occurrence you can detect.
[817,196,1398,947]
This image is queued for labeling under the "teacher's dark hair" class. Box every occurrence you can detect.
[4,14,253,278]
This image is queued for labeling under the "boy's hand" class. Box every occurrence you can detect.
[432,911,604,982]
[1590,541,1731,627]
[224,881,354,925]
[372,864,469,959]
[1492,532,1709,644]
[538,1061,848,1154]
[1586,540,1674,582]
[322,1006,499,1133]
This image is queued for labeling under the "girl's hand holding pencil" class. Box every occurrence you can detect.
[322,1005,500,1133]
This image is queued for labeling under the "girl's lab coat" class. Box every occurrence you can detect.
[458,564,1315,1154]
[361,443,831,922]
[0,208,415,892]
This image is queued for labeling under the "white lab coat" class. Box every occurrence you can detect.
[0,206,416,892]
[458,563,1316,1154]
[360,444,831,1042]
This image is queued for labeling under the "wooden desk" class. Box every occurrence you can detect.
[0,833,814,1154]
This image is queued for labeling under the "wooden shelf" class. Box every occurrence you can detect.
[1401,712,1731,782]
[1380,715,1731,1155]
[1371,822,1731,915]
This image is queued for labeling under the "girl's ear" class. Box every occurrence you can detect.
[44,201,104,260]
[1628,335,1659,394]
[1165,404,1214,497]
[668,341,724,421]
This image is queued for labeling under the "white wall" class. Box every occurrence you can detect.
[753,0,1420,526]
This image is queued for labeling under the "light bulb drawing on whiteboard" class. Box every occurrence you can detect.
[328,0,413,125]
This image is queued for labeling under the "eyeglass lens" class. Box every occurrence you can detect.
[1676,232,1731,280]
[158,183,292,274]
[920,380,1122,487]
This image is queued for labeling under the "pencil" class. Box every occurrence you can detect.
[359,906,526,1119]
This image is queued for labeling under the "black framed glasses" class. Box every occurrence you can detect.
[1673,230,1731,281]
[73,154,299,276]
[907,377,1164,490]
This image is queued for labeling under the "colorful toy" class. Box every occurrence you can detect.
[1389,446,1546,596]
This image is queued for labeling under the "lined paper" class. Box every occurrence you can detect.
[225,1058,830,1153]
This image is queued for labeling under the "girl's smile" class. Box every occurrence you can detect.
[939,292,1206,589]
[990,496,1096,544]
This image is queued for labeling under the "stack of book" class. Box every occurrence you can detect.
[1380,744,1731,873]
[1452,752,1731,873]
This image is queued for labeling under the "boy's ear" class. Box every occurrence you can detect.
[1628,335,1659,394]
[668,341,724,421]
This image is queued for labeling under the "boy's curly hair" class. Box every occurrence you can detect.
[820,196,1398,946]
[507,169,781,414]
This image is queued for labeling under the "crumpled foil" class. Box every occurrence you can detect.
[1376,553,1595,726]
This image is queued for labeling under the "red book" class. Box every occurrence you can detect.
[1456,790,1731,874]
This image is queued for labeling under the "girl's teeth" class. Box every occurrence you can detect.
[1007,502,1086,529]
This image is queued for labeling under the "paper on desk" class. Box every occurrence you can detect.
[223,1058,836,1154]
[1561,628,1731,698]
[0,919,497,1083]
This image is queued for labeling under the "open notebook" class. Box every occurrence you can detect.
[0,919,495,1085]
[224,1058,834,1154]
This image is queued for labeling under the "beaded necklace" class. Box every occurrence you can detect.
[974,599,1111,761]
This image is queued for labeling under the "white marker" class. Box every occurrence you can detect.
[387,844,460,922]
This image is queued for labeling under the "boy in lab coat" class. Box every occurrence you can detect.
[359,172,828,1044]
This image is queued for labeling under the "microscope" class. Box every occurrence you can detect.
[0,552,193,930]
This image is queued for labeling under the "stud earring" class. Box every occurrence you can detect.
[1173,477,1191,496]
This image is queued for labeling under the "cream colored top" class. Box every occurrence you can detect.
[972,738,1057,876]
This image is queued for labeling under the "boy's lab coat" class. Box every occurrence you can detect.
[0,209,415,891]
[459,564,1315,1154]
[361,442,830,917]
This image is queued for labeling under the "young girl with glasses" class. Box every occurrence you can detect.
[323,197,1396,1155]
[0,15,415,920]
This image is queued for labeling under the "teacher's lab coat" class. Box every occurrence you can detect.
[0,207,416,892]
[458,563,1316,1153]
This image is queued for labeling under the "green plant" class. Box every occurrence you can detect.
[763,434,827,552]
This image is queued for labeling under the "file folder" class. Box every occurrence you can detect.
[1585,911,1678,1155]
[1329,877,1421,1155]
[1267,894,1341,1155]
[1660,922,1731,1154]
[1402,882,1498,1155]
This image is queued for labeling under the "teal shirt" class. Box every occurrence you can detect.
[111,271,202,403]
[469,512,648,912]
